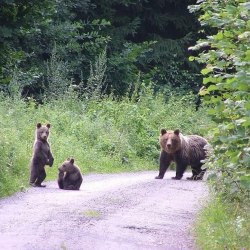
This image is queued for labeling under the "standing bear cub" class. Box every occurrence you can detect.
[155,129,209,180]
[29,123,54,187]
[58,158,83,190]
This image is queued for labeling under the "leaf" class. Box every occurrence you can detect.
[201,67,213,75]
[235,119,246,126]
[0,27,13,38]
[240,2,250,10]
[207,85,219,91]
[240,176,250,190]
[238,31,250,40]
[214,31,224,40]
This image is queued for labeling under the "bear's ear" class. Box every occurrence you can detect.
[161,129,167,135]
[36,123,42,128]
[70,158,74,164]
[174,129,180,136]
[46,123,51,128]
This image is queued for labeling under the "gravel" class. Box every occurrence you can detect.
[0,170,208,250]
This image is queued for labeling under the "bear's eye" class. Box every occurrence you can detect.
[172,138,178,144]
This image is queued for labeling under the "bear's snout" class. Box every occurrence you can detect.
[41,134,47,140]
[166,138,172,148]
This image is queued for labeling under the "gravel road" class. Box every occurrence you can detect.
[0,171,208,250]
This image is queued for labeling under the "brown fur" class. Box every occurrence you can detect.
[58,158,83,190]
[155,129,208,180]
[29,123,54,187]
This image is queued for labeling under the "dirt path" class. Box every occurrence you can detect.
[0,171,208,250]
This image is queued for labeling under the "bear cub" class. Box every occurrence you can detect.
[58,158,83,190]
[29,123,54,187]
[155,129,209,180]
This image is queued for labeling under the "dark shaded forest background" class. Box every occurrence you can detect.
[0,0,201,99]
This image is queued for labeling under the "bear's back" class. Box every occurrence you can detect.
[184,135,208,164]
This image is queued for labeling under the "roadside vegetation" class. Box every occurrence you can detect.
[189,1,250,249]
[0,87,210,197]
[0,0,249,248]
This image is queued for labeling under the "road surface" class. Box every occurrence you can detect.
[0,171,208,250]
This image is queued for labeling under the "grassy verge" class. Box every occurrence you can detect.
[194,195,250,250]
[0,89,211,197]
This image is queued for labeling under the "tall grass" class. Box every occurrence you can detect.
[0,87,211,197]
[195,195,250,249]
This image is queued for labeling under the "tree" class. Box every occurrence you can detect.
[89,0,202,95]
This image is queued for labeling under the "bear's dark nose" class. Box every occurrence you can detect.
[167,143,171,148]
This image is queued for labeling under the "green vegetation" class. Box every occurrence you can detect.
[0,0,201,98]
[0,88,210,198]
[195,195,250,250]
[190,0,250,202]
[1,0,249,248]
[189,0,250,249]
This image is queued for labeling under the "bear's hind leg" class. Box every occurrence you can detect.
[74,178,83,190]
[172,162,187,180]
[35,168,46,187]
[195,167,207,180]
[186,168,200,180]
[30,165,38,186]
[187,164,205,180]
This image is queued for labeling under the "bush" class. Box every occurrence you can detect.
[195,195,250,250]
[0,85,211,197]
[189,1,250,248]
[189,0,250,202]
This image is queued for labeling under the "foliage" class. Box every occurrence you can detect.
[0,0,202,99]
[0,87,211,197]
[83,48,108,99]
[45,46,70,97]
[195,195,250,250]
[0,0,110,99]
[92,0,202,94]
[189,0,250,202]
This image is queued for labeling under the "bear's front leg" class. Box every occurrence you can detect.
[172,161,188,180]
[155,151,172,179]
[58,171,64,189]
[47,150,54,167]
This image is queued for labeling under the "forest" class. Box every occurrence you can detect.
[0,0,249,249]
[1,0,202,97]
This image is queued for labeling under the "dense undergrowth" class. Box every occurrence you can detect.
[189,1,250,249]
[0,87,210,197]
[194,194,250,250]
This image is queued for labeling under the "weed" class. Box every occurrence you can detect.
[194,195,250,250]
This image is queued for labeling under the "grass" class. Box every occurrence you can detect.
[82,209,102,218]
[0,89,211,197]
[194,195,250,250]
[1,87,249,249]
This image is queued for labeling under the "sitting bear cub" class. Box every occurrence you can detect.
[155,129,209,180]
[29,123,54,187]
[58,158,83,190]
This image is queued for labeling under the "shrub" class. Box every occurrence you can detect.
[189,0,250,202]
[0,85,211,197]
[195,195,250,250]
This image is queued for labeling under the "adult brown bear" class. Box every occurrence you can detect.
[155,129,208,180]
[29,123,54,187]
[58,158,83,190]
